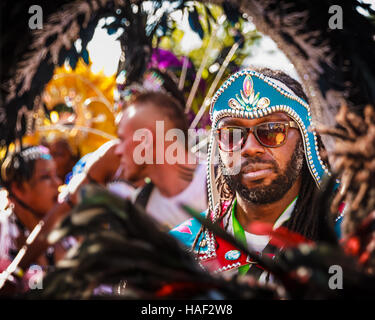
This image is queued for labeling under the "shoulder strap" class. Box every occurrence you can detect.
[134,182,154,208]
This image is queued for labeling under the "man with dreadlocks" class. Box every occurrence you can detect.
[171,68,333,279]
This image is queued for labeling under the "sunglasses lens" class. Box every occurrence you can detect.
[216,128,244,151]
[256,123,287,147]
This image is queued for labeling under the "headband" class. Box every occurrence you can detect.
[1,146,52,184]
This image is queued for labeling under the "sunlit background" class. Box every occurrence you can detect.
[85,0,375,81]
[86,13,299,80]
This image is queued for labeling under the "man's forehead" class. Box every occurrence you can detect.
[117,104,156,137]
[123,104,137,119]
[217,112,291,126]
[118,105,137,128]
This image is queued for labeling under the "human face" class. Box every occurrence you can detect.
[217,112,304,204]
[114,108,148,183]
[21,159,61,216]
[49,140,74,181]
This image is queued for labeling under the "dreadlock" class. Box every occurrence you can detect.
[282,161,319,240]
[191,163,234,253]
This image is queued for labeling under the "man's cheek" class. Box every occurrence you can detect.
[116,141,128,155]
[278,153,294,174]
[221,152,242,175]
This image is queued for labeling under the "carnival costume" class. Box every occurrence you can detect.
[171,69,333,277]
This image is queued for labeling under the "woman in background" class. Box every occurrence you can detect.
[0,146,68,292]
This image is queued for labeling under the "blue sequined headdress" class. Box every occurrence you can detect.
[207,69,330,211]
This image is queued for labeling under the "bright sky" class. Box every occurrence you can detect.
[87,18,122,76]
[87,18,296,79]
[86,0,375,80]
[356,0,375,16]
[86,12,205,76]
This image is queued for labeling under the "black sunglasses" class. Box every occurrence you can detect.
[215,121,298,152]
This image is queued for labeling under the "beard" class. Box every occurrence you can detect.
[221,139,305,205]
[123,162,147,184]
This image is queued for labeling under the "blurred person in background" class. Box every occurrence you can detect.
[0,146,72,293]
[47,138,79,184]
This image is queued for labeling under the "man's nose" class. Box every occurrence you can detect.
[114,143,123,157]
[241,131,266,157]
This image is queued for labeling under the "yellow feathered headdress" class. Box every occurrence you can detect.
[23,59,119,156]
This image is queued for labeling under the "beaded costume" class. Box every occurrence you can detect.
[171,69,333,276]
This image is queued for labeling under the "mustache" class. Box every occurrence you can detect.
[240,157,279,173]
